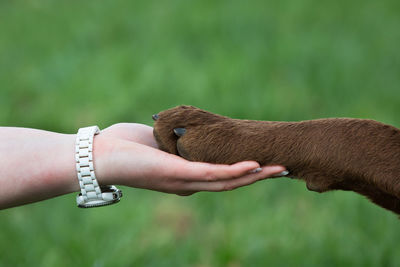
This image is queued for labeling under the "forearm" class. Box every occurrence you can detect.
[0,127,80,209]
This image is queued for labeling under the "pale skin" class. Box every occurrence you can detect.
[0,123,287,209]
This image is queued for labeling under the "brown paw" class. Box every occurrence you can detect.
[152,105,235,163]
[152,106,213,157]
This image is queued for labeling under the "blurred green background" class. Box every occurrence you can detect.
[1,0,400,266]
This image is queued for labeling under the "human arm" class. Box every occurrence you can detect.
[0,124,287,209]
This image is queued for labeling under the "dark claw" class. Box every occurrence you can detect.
[152,114,159,121]
[173,128,186,137]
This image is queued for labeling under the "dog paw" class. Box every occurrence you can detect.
[152,105,229,162]
[152,106,206,156]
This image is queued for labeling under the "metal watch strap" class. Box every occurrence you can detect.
[75,126,122,208]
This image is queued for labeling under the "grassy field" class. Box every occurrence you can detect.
[1,0,400,266]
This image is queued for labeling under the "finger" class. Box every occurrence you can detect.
[178,161,262,181]
[186,166,284,192]
[183,165,287,192]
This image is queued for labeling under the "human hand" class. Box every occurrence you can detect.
[94,123,287,196]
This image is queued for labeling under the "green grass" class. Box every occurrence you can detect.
[1,0,400,266]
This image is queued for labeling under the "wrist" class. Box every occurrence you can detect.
[91,133,119,186]
[73,126,123,208]
[42,131,115,194]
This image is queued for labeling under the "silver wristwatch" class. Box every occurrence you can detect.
[75,126,122,208]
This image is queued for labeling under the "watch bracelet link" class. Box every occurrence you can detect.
[75,126,122,208]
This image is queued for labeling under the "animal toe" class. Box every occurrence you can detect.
[174,128,186,137]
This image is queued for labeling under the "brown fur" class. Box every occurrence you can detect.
[153,105,400,214]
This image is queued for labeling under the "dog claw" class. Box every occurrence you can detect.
[174,128,186,137]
